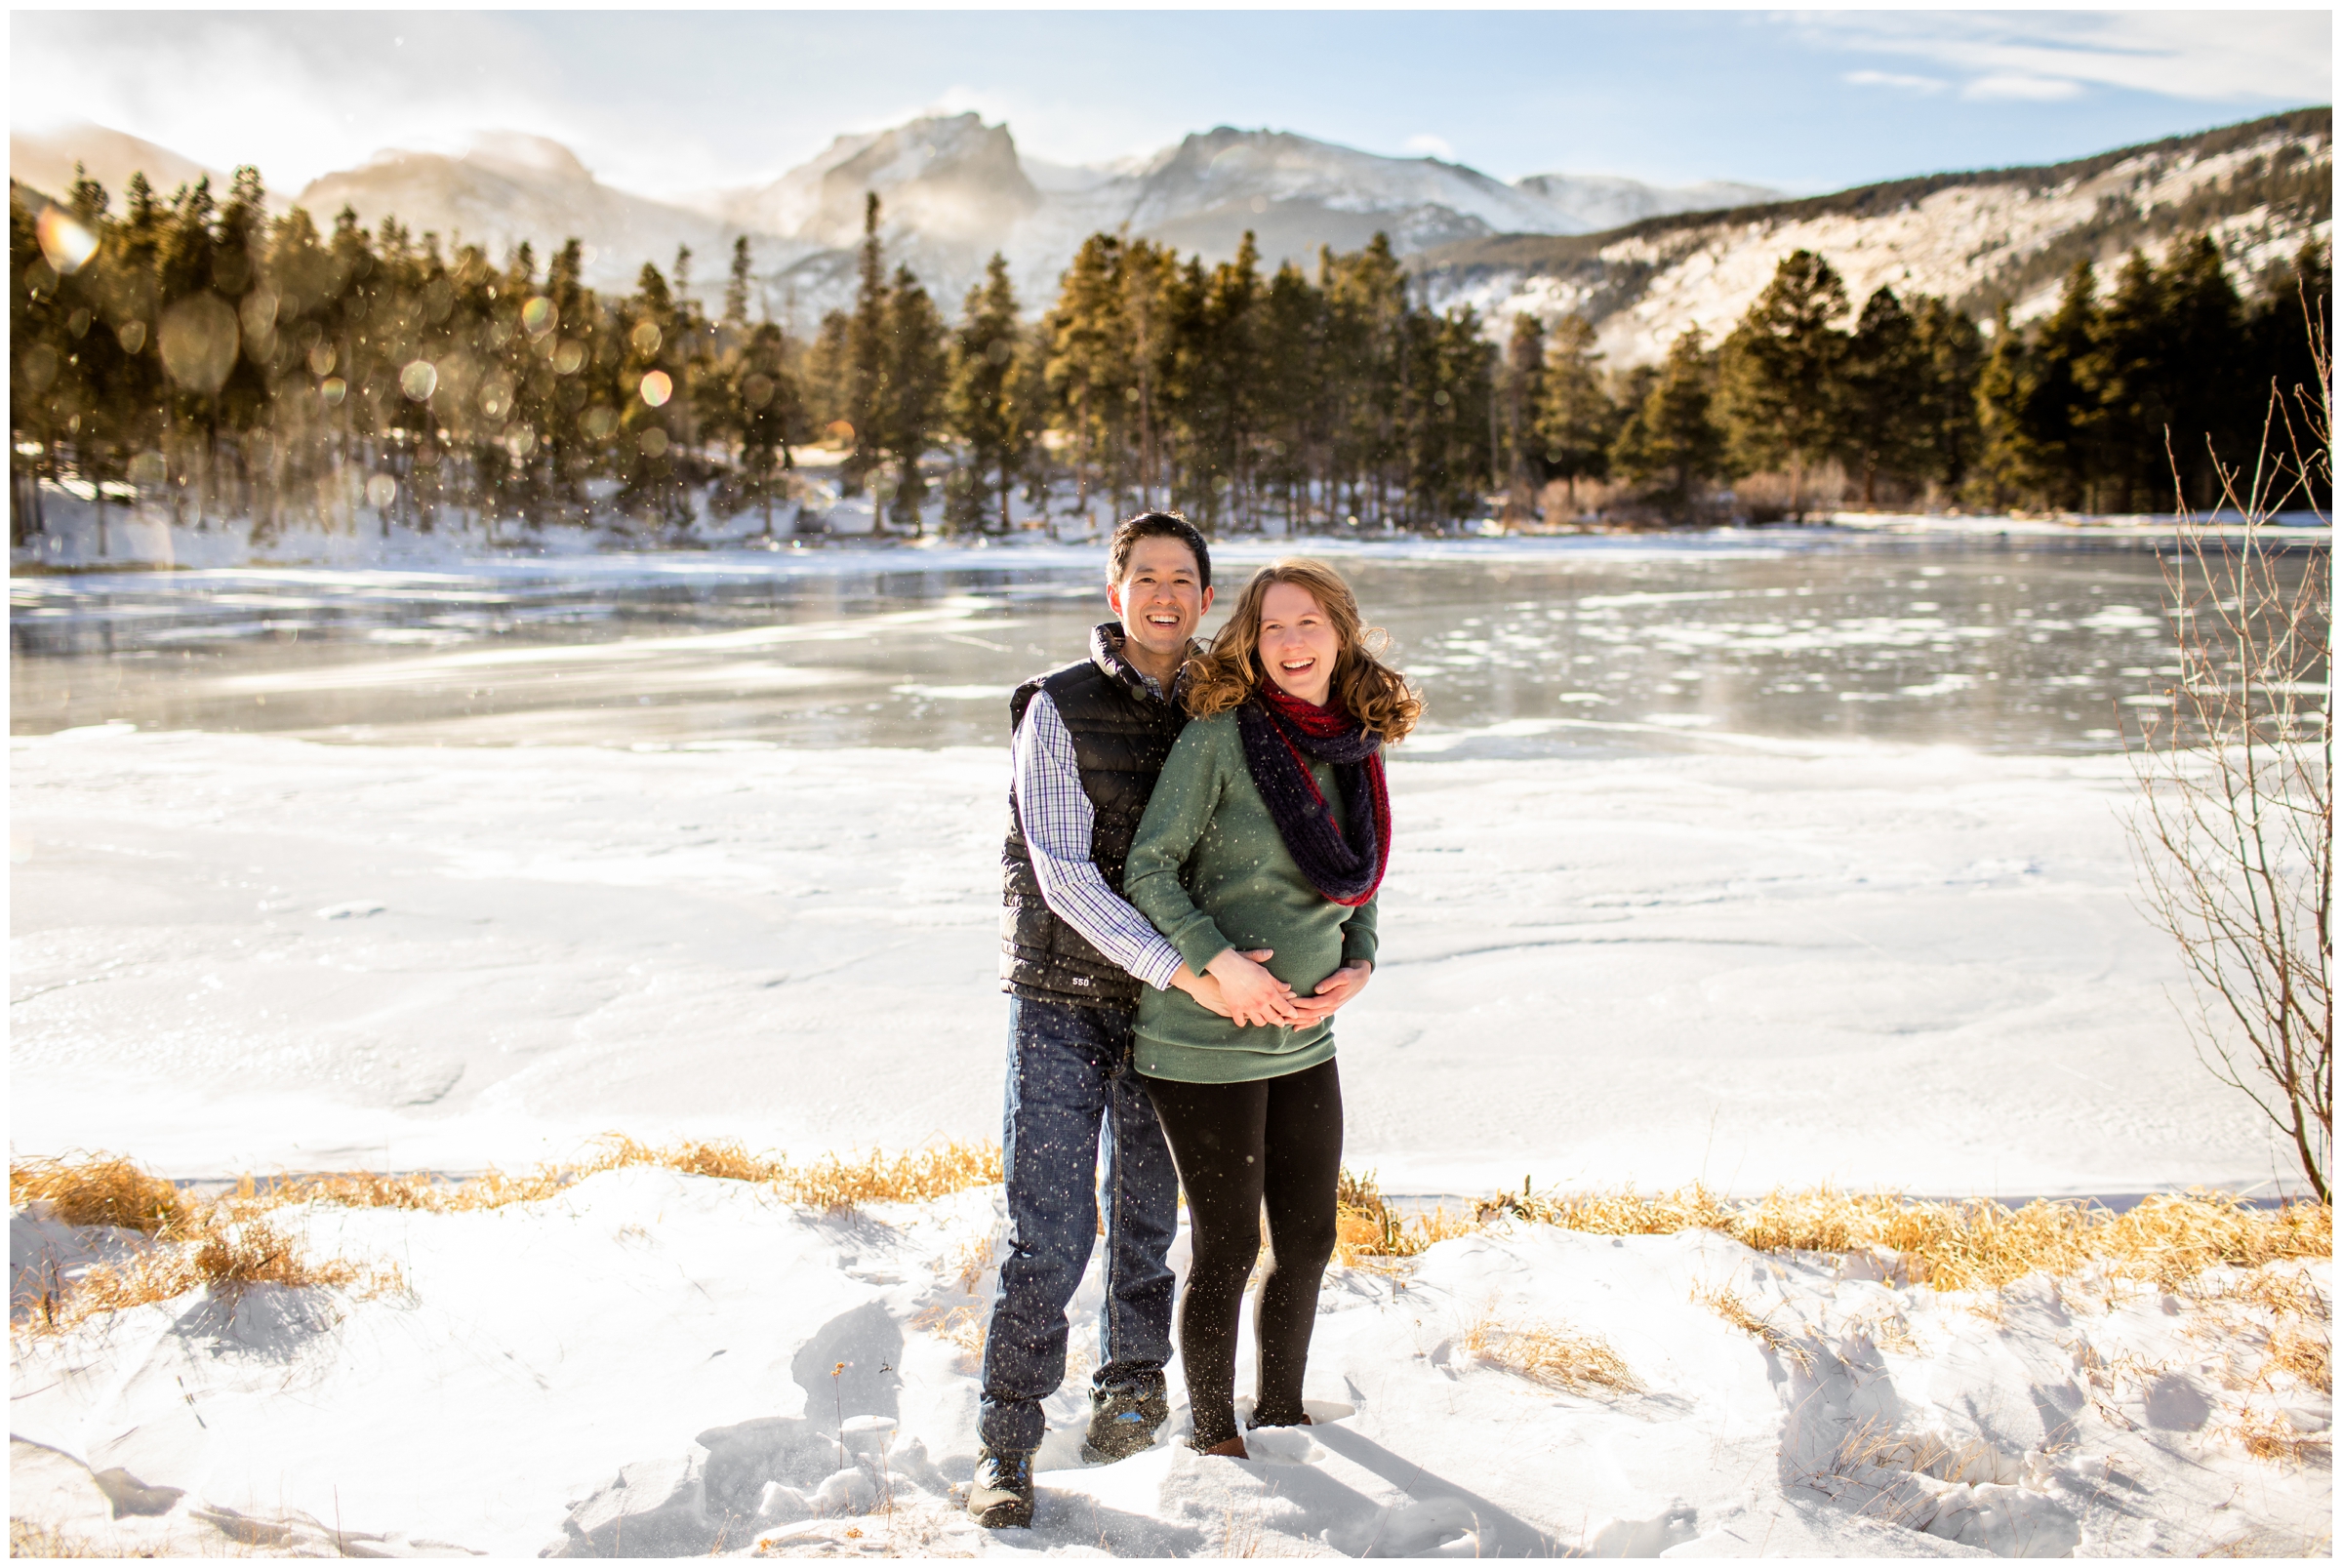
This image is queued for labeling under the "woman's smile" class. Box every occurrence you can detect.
[1258,583,1340,706]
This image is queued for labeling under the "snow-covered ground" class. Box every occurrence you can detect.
[9,724,2296,1197]
[10,1168,2330,1557]
[13,530,2331,1555]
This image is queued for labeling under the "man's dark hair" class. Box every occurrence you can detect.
[1108,511,1211,590]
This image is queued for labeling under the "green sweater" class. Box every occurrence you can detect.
[1123,711,1379,1082]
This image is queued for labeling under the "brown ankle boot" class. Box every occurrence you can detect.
[1196,1434,1249,1459]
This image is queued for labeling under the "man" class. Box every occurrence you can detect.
[970,511,1299,1528]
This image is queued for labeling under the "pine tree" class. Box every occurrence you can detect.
[723,235,752,329]
[948,254,1025,534]
[1534,314,1616,514]
[1043,233,1124,519]
[2078,251,2170,511]
[1910,296,1985,497]
[2153,235,2245,507]
[880,263,947,534]
[1611,327,1723,516]
[1256,260,1324,531]
[732,321,796,534]
[1180,232,1262,527]
[1841,286,1926,505]
[617,261,689,528]
[843,193,886,495]
[1118,237,1178,509]
[1977,261,2098,510]
[803,310,852,435]
[1716,249,1849,518]
[1498,312,1545,519]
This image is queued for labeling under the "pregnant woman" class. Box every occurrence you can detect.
[1121,558,1422,1458]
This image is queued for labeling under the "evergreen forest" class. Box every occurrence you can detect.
[9,164,2331,547]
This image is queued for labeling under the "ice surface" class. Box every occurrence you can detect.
[8,723,2296,1196]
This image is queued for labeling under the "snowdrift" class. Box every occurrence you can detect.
[9,1167,2330,1557]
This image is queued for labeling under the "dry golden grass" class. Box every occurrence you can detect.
[31,1218,408,1333]
[193,1135,1004,1223]
[21,1147,2326,1339]
[1332,1167,1480,1264]
[7,1520,105,1558]
[1480,1182,2330,1294]
[2260,1324,2331,1393]
[16,1141,1000,1334]
[778,1143,1003,1210]
[2200,1525,2337,1558]
[948,1231,999,1296]
[2234,1266,2331,1320]
[1460,1314,1642,1395]
[1690,1281,1815,1370]
[2228,1408,2332,1467]
[11,1153,193,1235]
[910,1304,987,1370]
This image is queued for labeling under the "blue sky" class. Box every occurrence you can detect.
[11,10,2331,198]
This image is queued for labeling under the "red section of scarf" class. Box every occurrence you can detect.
[1261,684,1359,738]
[1258,686,1391,908]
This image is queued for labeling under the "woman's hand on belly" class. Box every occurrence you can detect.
[1289,960,1372,1024]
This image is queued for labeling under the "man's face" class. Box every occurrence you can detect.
[1107,536,1212,662]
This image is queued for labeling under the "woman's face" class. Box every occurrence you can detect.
[1256,581,1342,706]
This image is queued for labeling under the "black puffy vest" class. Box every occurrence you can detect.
[1000,623,1191,1011]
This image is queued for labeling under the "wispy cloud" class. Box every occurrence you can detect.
[1792,10,2331,104]
[1964,74,2089,103]
[11,12,595,191]
[1845,69,1948,95]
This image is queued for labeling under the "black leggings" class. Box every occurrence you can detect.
[1141,1058,1343,1450]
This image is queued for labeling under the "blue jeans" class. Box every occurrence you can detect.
[978,996,1179,1454]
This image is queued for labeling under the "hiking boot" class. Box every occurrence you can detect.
[967,1447,1034,1528]
[1081,1383,1170,1464]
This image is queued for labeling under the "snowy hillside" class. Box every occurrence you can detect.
[1515,172,1785,231]
[1415,108,2333,367]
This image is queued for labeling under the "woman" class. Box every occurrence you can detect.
[1121,558,1422,1459]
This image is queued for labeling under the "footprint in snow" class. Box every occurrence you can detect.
[316,901,385,920]
[1240,1427,1320,1465]
[1365,1497,1478,1557]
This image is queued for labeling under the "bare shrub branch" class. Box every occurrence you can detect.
[2126,289,2331,1201]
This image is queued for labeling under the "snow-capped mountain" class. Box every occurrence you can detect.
[11,122,224,209]
[1413,107,2332,367]
[15,109,2326,367]
[1115,126,1591,255]
[13,112,1771,318]
[294,132,769,290]
[694,114,1039,253]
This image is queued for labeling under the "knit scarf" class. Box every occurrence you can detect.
[1235,685,1392,907]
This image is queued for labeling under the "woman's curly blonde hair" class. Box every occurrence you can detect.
[1183,558,1424,743]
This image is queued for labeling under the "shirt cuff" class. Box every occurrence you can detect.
[1170,925,1234,977]
[1133,939,1187,992]
[1340,929,1378,969]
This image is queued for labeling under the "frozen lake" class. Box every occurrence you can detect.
[8,530,2328,1195]
[13,529,2302,754]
